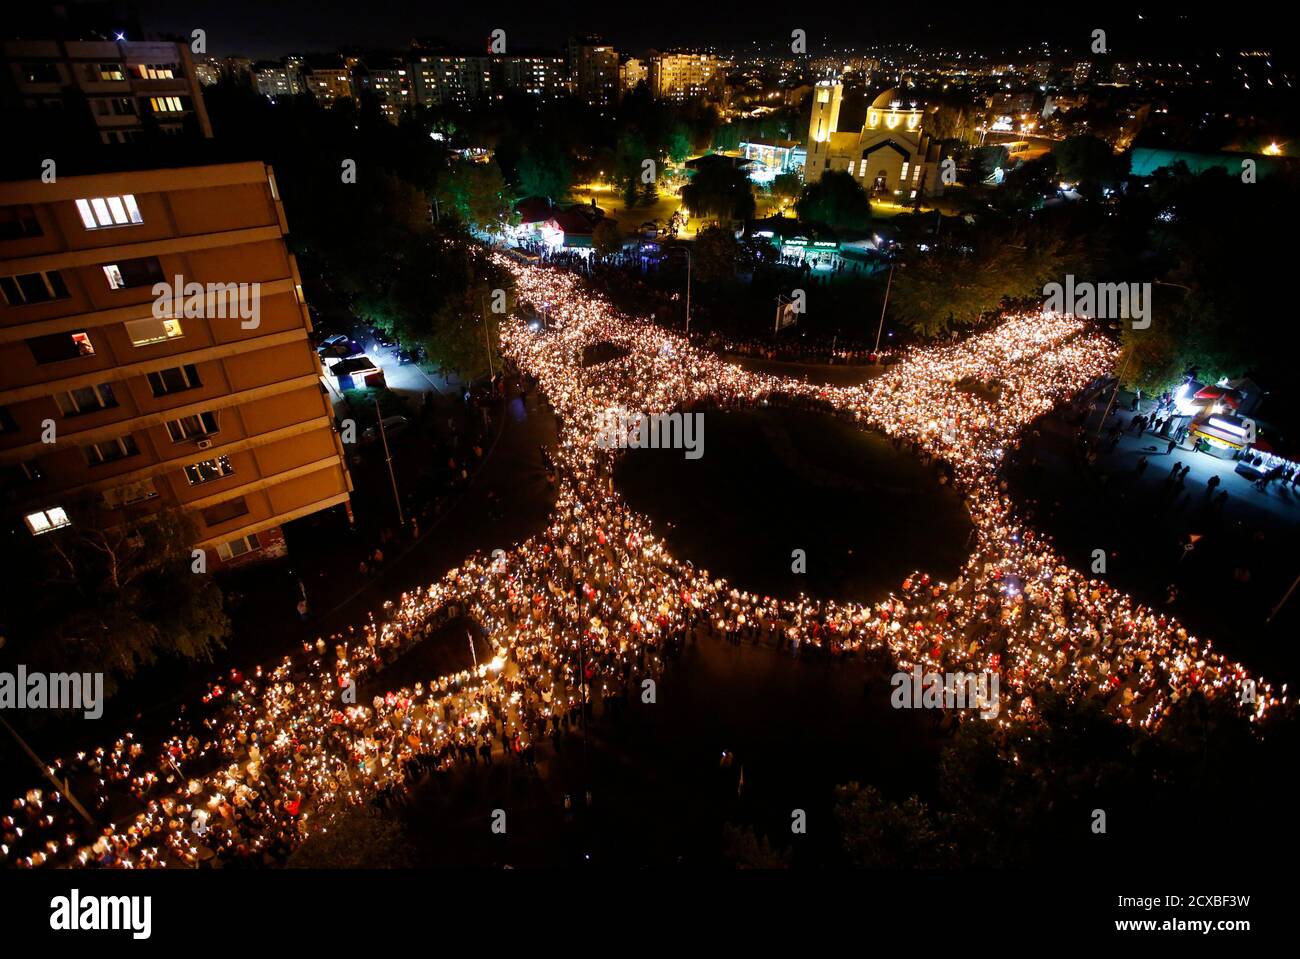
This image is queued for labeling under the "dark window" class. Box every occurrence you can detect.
[0,406,18,434]
[83,434,139,465]
[27,330,94,364]
[0,205,43,240]
[21,62,61,84]
[147,363,202,396]
[202,496,249,526]
[166,410,219,442]
[56,383,118,416]
[2,270,68,305]
[102,256,163,290]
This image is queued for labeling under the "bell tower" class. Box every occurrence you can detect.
[805,79,843,182]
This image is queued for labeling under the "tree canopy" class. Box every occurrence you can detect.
[796,170,872,230]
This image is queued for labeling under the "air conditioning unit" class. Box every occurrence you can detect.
[196,438,214,450]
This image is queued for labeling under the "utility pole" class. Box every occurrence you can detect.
[1095,348,1134,444]
[873,260,895,355]
[1,716,95,826]
[374,397,404,527]
[479,294,496,380]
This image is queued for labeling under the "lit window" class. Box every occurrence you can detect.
[27,330,94,363]
[184,455,234,485]
[149,95,183,113]
[97,63,125,81]
[25,507,71,535]
[126,316,183,346]
[102,256,163,290]
[76,194,143,229]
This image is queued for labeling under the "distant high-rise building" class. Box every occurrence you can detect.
[253,62,303,100]
[649,51,726,102]
[569,36,619,106]
[0,162,352,567]
[194,59,222,87]
[364,66,412,122]
[620,56,648,93]
[221,56,254,86]
[1,38,212,144]
[304,67,354,108]
[410,55,493,108]
[498,55,568,98]
[1072,60,1093,86]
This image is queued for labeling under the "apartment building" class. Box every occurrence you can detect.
[649,51,727,102]
[568,37,619,107]
[0,162,352,568]
[410,55,493,108]
[253,61,303,99]
[363,66,413,122]
[1,38,212,144]
[303,67,354,108]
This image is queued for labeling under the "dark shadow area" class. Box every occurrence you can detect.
[615,406,972,602]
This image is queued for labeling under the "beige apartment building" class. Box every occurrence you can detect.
[649,51,726,102]
[1,38,212,144]
[0,161,352,568]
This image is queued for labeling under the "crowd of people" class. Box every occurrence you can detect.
[3,258,1283,869]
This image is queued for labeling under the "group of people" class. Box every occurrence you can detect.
[4,267,1282,870]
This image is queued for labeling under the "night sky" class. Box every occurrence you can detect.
[35,1,1296,61]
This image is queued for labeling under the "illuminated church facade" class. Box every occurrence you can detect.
[805,81,944,199]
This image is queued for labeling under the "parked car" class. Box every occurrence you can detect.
[361,415,410,445]
[369,327,396,349]
[317,333,350,353]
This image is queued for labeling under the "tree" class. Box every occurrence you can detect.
[1054,134,1125,198]
[515,144,572,201]
[436,160,512,236]
[721,823,791,868]
[0,509,228,692]
[796,170,872,230]
[968,145,1010,184]
[834,783,958,868]
[592,220,624,258]
[692,226,740,283]
[889,230,1076,337]
[286,802,413,868]
[681,162,756,225]
[771,172,802,201]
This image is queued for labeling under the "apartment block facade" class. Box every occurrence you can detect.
[1,38,212,144]
[0,162,352,568]
[649,51,727,103]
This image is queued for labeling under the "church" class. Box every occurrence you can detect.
[805,81,944,199]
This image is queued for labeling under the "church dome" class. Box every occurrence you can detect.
[870,88,903,109]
